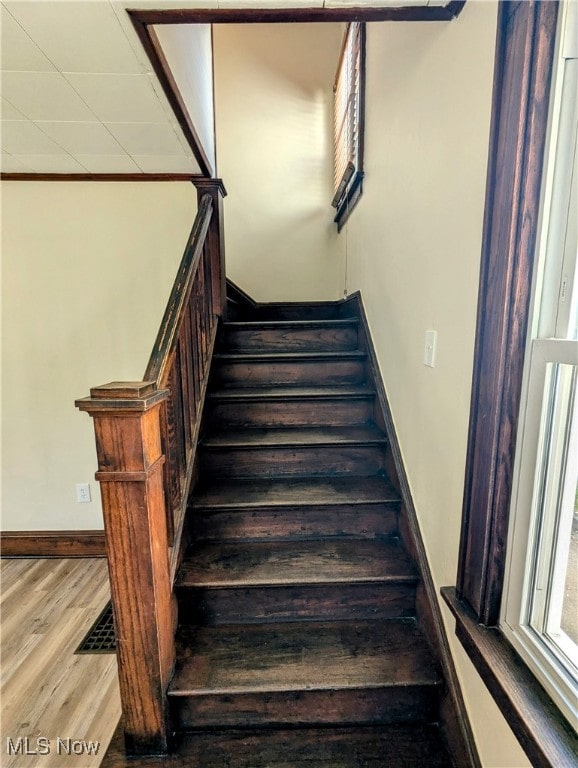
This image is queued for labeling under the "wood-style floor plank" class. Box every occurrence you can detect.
[0,558,121,768]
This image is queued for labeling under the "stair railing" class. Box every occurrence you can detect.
[76,179,226,755]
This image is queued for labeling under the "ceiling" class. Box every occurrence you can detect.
[0,0,446,176]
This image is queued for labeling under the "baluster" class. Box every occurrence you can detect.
[195,179,227,319]
[158,400,175,545]
[178,331,192,454]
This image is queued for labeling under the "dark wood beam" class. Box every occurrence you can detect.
[129,3,465,25]
[0,173,201,182]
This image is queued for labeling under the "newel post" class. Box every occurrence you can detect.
[194,178,227,318]
[76,381,175,755]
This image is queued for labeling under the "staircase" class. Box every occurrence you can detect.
[163,305,455,765]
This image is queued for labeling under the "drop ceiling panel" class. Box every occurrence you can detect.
[3,0,143,74]
[216,0,323,6]
[132,154,200,173]
[64,73,170,124]
[325,0,427,5]
[1,120,66,155]
[1,71,96,121]
[10,154,87,173]
[106,122,189,155]
[35,122,125,155]
[1,97,25,120]
[74,154,141,173]
[0,8,56,72]
[0,152,33,173]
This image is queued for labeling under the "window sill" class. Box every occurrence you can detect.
[334,171,363,232]
[440,587,577,767]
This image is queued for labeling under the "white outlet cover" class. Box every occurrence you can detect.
[424,329,437,368]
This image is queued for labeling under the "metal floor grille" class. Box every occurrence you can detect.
[76,601,116,654]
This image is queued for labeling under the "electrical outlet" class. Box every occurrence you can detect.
[76,483,91,503]
[424,330,437,367]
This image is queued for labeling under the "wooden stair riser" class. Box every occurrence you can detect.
[213,358,367,387]
[191,503,400,541]
[223,325,359,353]
[206,397,374,429]
[170,687,440,730]
[200,445,386,478]
[177,582,417,625]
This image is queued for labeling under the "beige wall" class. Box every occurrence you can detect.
[1,182,197,530]
[153,24,214,173]
[213,23,346,303]
[346,5,530,767]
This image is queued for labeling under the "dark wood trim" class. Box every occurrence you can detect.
[0,173,201,182]
[131,18,213,178]
[349,291,481,768]
[0,530,106,558]
[456,0,559,626]
[442,587,578,768]
[226,278,258,312]
[193,177,227,198]
[129,3,465,25]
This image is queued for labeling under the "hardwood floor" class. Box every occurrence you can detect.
[0,558,120,767]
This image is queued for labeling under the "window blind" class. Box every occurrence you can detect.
[332,22,363,210]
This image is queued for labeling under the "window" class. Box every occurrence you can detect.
[502,0,578,728]
[332,22,365,230]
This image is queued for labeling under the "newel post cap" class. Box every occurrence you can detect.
[75,381,169,414]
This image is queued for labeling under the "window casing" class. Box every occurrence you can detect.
[501,0,578,728]
[332,22,365,230]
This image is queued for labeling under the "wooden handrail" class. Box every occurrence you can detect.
[76,179,227,755]
[145,193,213,386]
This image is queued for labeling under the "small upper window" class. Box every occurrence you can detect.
[332,22,365,231]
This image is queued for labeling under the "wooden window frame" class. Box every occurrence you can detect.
[332,22,366,232]
[445,1,578,764]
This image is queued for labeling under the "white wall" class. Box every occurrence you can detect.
[213,23,346,303]
[346,5,531,767]
[1,182,197,530]
[153,24,216,174]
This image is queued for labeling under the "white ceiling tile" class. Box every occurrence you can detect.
[1,71,96,122]
[0,152,33,173]
[64,73,168,123]
[1,120,65,154]
[218,0,322,5]
[73,154,141,173]
[325,0,425,5]
[105,122,186,155]
[3,1,143,74]
[132,154,201,173]
[10,154,88,173]
[34,121,124,155]
[114,0,218,8]
[0,7,56,72]
[1,98,25,120]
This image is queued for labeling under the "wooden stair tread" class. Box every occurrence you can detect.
[169,619,440,695]
[224,319,359,329]
[102,723,452,767]
[177,539,416,588]
[208,385,375,401]
[192,476,400,509]
[214,351,366,361]
[202,426,386,449]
